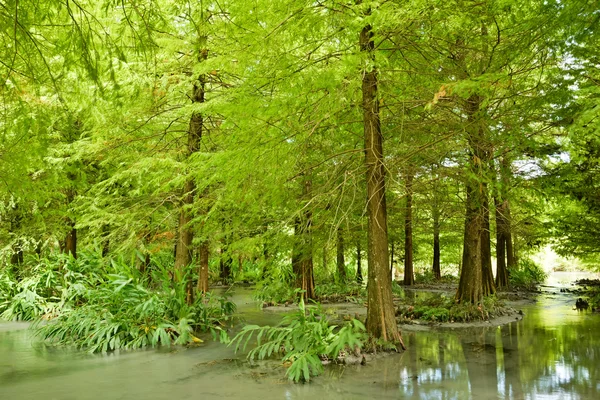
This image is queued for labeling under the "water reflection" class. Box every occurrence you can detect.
[1,284,599,399]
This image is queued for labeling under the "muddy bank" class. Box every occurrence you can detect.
[261,283,535,330]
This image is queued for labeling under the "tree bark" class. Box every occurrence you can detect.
[356,241,363,283]
[494,195,509,288]
[174,46,207,303]
[336,227,346,282]
[197,240,209,294]
[456,94,491,304]
[403,170,414,286]
[64,220,77,259]
[292,179,315,301]
[360,22,403,347]
[481,195,496,296]
[432,208,441,280]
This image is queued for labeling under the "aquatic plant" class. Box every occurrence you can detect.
[230,298,366,382]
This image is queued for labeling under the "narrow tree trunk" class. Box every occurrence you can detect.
[404,171,415,286]
[197,240,209,293]
[360,22,403,347]
[64,220,77,259]
[481,195,496,296]
[292,179,315,301]
[432,209,441,280]
[390,240,394,278]
[336,227,346,282]
[494,194,509,288]
[356,241,363,283]
[102,225,110,257]
[174,46,207,304]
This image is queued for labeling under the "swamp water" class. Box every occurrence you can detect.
[1,273,599,400]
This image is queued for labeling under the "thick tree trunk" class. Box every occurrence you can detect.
[432,209,441,280]
[360,23,403,347]
[292,179,315,301]
[197,240,209,294]
[336,227,346,282]
[403,171,414,286]
[356,241,363,283]
[456,94,491,304]
[457,183,484,303]
[174,47,207,303]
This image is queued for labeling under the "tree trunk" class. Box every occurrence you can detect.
[219,244,232,283]
[64,220,77,259]
[336,227,346,282]
[174,46,207,303]
[494,195,509,288]
[432,209,441,280]
[292,179,315,301]
[456,162,483,304]
[404,171,415,286]
[102,225,110,257]
[456,94,489,304]
[481,195,496,296]
[197,240,209,294]
[360,22,403,347]
[356,241,363,283]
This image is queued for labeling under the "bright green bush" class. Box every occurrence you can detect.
[230,299,366,382]
[510,258,547,290]
[1,250,235,352]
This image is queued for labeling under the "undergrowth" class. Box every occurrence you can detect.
[230,298,366,382]
[397,294,509,323]
[510,258,547,290]
[0,251,235,352]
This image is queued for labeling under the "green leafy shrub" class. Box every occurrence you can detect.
[1,250,236,351]
[34,272,235,352]
[314,281,365,303]
[398,294,507,322]
[230,299,366,382]
[510,258,547,290]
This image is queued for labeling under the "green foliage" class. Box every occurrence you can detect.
[230,299,366,382]
[314,281,365,303]
[0,251,235,352]
[510,258,547,290]
[398,294,507,323]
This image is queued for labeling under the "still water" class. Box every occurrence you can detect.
[1,273,598,400]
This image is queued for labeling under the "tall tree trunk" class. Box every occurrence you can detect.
[197,240,209,294]
[356,241,363,283]
[432,208,441,280]
[336,227,346,282]
[292,179,315,301]
[390,240,394,278]
[481,195,496,296]
[456,94,490,304]
[360,22,403,347]
[404,170,414,286]
[494,194,509,288]
[174,46,207,303]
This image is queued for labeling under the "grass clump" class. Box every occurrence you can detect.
[397,294,508,323]
[230,298,366,382]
